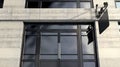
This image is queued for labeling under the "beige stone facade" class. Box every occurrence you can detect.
[0,0,120,67]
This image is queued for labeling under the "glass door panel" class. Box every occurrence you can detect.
[39,25,79,67]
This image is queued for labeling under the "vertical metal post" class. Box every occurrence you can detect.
[35,31,41,67]
[57,33,61,67]
[58,33,61,59]
[39,1,42,8]
[77,25,83,67]
[76,0,80,8]
[93,23,100,67]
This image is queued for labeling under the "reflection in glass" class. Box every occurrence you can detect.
[40,25,77,29]
[80,2,91,8]
[62,55,77,59]
[82,36,94,54]
[116,2,120,8]
[81,25,89,30]
[25,24,39,30]
[22,24,97,67]
[40,61,57,67]
[83,55,94,59]
[61,33,77,35]
[23,55,35,59]
[22,62,35,67]
[40,36,57,54]
[81,31,87,35]
[61,36,77,54]
[27,1,39,8]
[24,36,36,54]
[42,2,77,8]
[40,55,57,59]
[84,62,95,67]
[26,31,38,35]
[41,33,57,35]
[61,60,78,67]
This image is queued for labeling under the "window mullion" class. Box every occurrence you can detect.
[77,25,83,67]
[35,31,41,67]
[39,1,42,8]
[57,32,61,67]
[58,33,61,60]
[77,0,80,8]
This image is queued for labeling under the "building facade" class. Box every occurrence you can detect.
[0,0,120,67]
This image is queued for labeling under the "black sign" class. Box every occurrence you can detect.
[87,25,94,44]
[98,9,109,34]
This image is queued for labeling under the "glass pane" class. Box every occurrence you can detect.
[82,36,94,54]
[24,36,36,54]
[61,60,78,67]
[40,60,57,67]
[81,31,87,35]
[80,2,91,8]
[81,25,89,30]
[42,2,77,8]
[40,55,57,59]
[26,31,38,35]
[61,36,77,54]
[39,25,50,29]
[23,55,35,59]
[61,33,77,35]
[22,62,35,67]
[40,25,77,29]
[62,55,77,59]
[25,24,39,30]
[41,33,57,35]
[83,55,95,59]
[40,36,57,54]
[27,1,39,8]
[116,2,120,8]
[84,62,95,67]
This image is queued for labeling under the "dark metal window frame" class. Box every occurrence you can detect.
[20,22,99,67]
[25,0,94,8]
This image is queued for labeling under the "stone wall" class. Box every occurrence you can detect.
[0,21,23,67]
